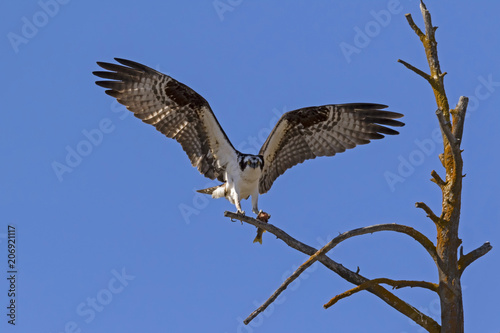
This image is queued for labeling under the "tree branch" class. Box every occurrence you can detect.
[451,96,468,144]
[243,236,328,324]
[244,221,438,324]
[419,0,443,82]
[404,13,425,40]
[401,1,449,116]
[397,59,431,83]
[430,170,446,188]
[458,242,492,277]
[436,108,462,167]
[435,109,457,146]
[225,212,441,332]
[415,202,441,225]
[420,1,434,43]
[226,212,439,272]
[324,278,438,309]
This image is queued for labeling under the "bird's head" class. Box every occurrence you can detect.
[239,155,264,171]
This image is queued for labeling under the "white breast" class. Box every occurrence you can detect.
[226,161,261,199]
[238,168,261,198]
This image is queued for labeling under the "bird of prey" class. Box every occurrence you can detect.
[93,58,404,216]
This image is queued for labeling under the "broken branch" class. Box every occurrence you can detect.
[415,202,441,225]
[420,1,434,42]
[458,242,492,276]
[430,170,446,187]
[451,96,468,144]
[404,13,425,40]
[397,59,431,83]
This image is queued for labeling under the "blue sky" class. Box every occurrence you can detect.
[1,0,499,332]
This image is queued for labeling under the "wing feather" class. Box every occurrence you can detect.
[93,58,236,181]
[258,103,404,193]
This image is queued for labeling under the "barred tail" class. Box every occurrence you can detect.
[197,184,226,198]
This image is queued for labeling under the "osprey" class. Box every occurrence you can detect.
[93,58,404,215]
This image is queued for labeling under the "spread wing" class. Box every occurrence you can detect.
[93,58,237,182]
[258,103,404,194]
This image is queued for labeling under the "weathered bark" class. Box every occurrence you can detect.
[399,2,466,330]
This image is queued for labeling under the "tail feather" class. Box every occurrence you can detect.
[196,185,220,195]
[197,184,226,198]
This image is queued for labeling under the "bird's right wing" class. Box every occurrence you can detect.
[93,58,237,181]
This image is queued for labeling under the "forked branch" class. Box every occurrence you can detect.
[225,212,441,332]
[458,242,492,277]
[399,0,449,116]
[243,221,439,324]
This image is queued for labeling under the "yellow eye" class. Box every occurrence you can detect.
[247,160,251,165]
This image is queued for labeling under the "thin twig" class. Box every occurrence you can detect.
[324,278,438,308]
[458,242,492,276]
[415,202,441,225]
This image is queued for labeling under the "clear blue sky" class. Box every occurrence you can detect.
[1,1,499,332]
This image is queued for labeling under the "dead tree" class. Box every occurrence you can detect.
[225,2,491,332]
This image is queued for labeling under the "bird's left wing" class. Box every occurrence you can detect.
[258,103,404,194]
[93,58,237,181]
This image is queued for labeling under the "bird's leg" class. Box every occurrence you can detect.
[251,193,261,215]
[233,190,245,215]
[236,202,245,215]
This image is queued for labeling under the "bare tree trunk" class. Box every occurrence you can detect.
[437,149,464,332]
[399,1,467,329]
